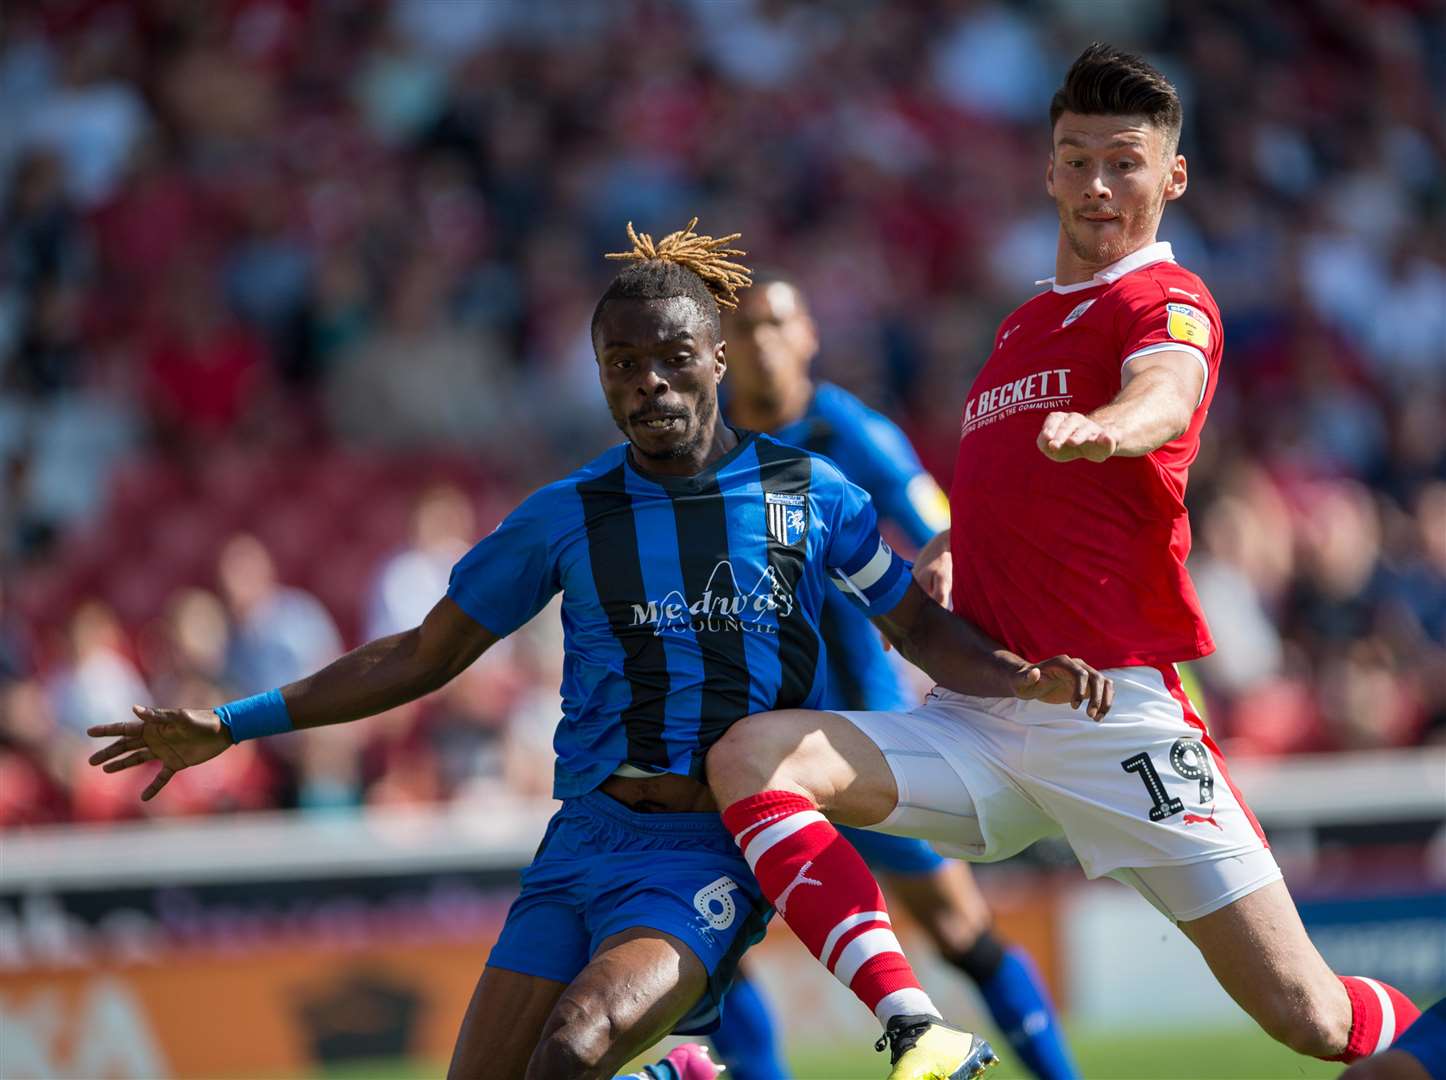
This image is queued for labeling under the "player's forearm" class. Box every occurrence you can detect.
[877,588,1027,698]
[913,529,950,578]
[279,629,461,729]
[1088,367,1193,457]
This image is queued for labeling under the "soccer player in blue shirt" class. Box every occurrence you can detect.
[712,274,1078,1080]
[88,221,1109,1080]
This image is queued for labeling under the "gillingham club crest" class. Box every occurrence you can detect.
[765,492,808,546]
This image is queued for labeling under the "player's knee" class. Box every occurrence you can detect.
[926,903,993,959]
[530,999,617,1079]
[706,711,809,804]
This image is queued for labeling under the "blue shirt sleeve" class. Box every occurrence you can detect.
[860,414,950,549]
[446,485,564,637]
[816,457,913,617]
[818,387,949,550]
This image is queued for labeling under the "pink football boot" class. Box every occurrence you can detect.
[657,1041,724,1080]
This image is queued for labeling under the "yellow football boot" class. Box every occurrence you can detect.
[877,1014,999,1080]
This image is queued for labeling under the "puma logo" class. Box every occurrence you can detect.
[1182,810,1221,830]
[776,860,822,915]
[1169,287,1202,302]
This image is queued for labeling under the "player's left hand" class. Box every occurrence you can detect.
[1011,656,1113,719]
[1037,411,1118,463]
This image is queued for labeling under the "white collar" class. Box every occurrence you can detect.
[1035,241,1175,294]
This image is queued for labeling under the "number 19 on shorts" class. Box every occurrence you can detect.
[1121,738,1215,822]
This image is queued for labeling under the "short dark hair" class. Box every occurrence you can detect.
[591,260,722,342]
[1049,42,1182,155]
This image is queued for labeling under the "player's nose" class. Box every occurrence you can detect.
[636,362,670,393]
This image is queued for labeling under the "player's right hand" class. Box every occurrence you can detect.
[1010,656,1113,720]
[87,706,232,801]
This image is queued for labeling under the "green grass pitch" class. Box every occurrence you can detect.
[311,1025,1339,1079]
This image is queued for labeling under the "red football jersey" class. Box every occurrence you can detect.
[950,242,1222,669]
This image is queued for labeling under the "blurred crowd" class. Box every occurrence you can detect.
[2,0,1443,827]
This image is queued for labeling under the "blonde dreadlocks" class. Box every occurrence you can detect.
[591,218,753,342]
[605,218,752,310]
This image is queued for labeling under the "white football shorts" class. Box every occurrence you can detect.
[839,664,1281,922]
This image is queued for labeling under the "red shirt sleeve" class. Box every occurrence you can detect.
[1113,271,1224,409]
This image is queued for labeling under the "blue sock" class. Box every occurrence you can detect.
[967,944,1078,1080]
[709,974,790,1080]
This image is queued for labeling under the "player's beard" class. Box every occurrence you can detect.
[1058,177,1169,268]
[623,392,716,463]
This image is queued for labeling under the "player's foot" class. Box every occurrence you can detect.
[654,1041,725,1080]
[876,1014,998,1080]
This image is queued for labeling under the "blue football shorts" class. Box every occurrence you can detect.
[841,824,948,876]
[1394,996,1446,1079]
[487,789,770,1034]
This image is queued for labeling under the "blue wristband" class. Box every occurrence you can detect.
[214,688,293,743]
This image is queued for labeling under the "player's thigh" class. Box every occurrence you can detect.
[1175,878,1347,1043]
[840,699,1057,860]
[706,707,899,825]
[532,926,709,1079]
[448,964,567,1080]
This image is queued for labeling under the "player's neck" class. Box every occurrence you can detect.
[628,421,739,478]
[732,380,814,434]
[1053,230,1160,286]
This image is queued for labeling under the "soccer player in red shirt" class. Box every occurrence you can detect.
[706,42,1420,1072]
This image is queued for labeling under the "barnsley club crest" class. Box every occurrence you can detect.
[765,492,808,546]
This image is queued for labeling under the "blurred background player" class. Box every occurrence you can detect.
[705,43,1421,1069]
[714,274,1076,1080]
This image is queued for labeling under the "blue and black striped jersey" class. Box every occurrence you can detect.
[447,430,912,798]
[772,383,950,711]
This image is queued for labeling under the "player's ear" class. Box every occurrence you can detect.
[800,310,819,358]
[1044,151,1056,198]
[1164,154,1187,202]
[713,339,727,383]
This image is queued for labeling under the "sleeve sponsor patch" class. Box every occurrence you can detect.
[1166,303,1210,348]
[906,473,951,533]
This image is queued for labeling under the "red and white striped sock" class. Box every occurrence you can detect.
[722,790,936,1025]
[1329,976,1421,1061]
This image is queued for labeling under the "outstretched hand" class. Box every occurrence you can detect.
[88,706,232,801]
[1037,411,1119,463]
[1009,656,1113,720]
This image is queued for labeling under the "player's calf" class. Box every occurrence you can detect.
[1249,977,1351,1060]
[1180,881,1419,1062]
